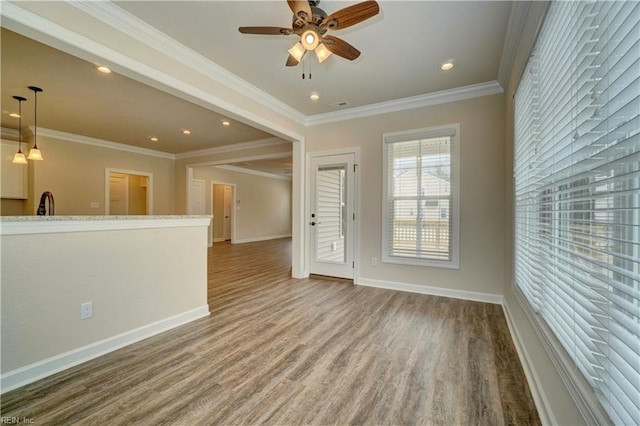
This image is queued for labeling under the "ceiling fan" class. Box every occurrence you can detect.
[239,0,380,67]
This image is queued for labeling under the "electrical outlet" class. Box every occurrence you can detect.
[89,202,100,209]
[81,301,93,319]
[371,257,378,266]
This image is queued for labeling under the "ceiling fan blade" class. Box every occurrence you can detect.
[286,54,300,67]
[322,1,380,30]
[322,36,361,61]
[238,26,292,35]
[287,1,312,23]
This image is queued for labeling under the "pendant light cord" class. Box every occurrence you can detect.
[33,89,38,149]
[18,99,23,152]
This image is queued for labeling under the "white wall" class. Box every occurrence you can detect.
[193,166,292,243]
[0,218,210,391]
[307,94,506,301]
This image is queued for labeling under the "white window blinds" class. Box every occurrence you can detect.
[514,1,640,424]
[383,125,460,268]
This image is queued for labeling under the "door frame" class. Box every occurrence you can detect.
[105,168,153,215]
[211,181,237,244]
[306,148,359,279]
[186,141,304,278]
[189,178,208,244]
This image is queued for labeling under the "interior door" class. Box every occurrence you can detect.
[223,185,232,240]
[109,173,128,215]
[190,179,205,215]
[309,153,356,279]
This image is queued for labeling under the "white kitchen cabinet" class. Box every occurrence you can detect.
[1,140,29,199]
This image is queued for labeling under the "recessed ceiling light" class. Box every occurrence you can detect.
[310,92,320,101]
[96,65,112,74]
[441,61,455,71]
[150,137,158,142]
[221,120,231,126]
[9,113,20,118]
[182,129,191,135]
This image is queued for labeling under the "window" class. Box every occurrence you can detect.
[514,1,639,424]
[382,124,460,268]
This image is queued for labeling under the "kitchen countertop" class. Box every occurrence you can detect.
[0,215,212,235]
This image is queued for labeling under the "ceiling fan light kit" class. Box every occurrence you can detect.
[314,43,332,63]
[239,0,379,68]
[288,42,306,62]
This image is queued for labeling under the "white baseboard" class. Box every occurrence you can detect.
[502,301,556,426]
[1,305,210,394]
[233,234,292,244]
[356,277,503,305]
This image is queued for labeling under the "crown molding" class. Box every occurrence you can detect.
[4,1,508,131]
[497,1,531,88]
[35,128,176,160]
[1,127,20,141]
[304,81,504,126]
[1,2,306,144]
[214,165,292,181]
[36,128,288,162]
[174,137,288,160]
[68,1,306,126]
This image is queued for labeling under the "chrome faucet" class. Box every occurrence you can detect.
[37,191,55,215]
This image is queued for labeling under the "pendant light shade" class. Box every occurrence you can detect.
[11,95,28,165]
[27,86,43,161]
[12,151,27,164]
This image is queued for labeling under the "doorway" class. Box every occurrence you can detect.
[308,152,356,279]
[212,183,235,243]
[105,169,152,215]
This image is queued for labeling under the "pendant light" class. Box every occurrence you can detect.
[27,86,44,161]
[11,95,28,165]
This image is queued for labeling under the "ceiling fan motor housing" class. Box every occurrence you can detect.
[292,5,327,28]
[240,1,380,65]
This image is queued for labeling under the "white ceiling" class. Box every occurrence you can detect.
[0,28,275,155]
[1,1,513,161]
[113,0,512,116]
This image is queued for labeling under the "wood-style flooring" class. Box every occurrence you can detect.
[1,238,540,425]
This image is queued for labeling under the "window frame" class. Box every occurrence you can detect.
[382,123,460,269]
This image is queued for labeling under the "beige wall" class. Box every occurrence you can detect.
[307,94,506,297]
[1,199,27,215]
[174,141,293,214]
[193,166,292,242]
[1,222,209,376]
[26,134,174,215]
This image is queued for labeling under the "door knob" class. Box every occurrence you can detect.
[310,221,317,226]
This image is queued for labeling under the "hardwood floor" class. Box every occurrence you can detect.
[1,238,540,425]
